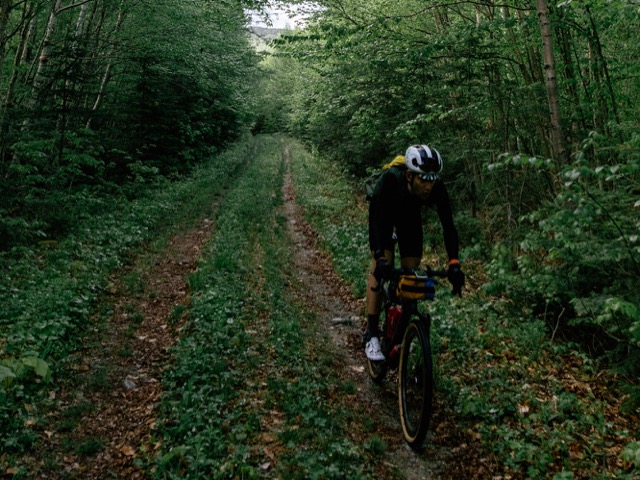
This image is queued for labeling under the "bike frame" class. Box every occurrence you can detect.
[379,269,439,359]
[382,298,430,360]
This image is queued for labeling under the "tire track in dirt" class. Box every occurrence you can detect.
[30,213,220,479]
[281,144,453,480]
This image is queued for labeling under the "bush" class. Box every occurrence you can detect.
[485,150,640,372]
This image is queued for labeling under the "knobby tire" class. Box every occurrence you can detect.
[398,319,433,449]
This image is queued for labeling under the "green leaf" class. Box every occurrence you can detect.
[21,356,51,382]
[621,441,640,467]
[0,366,17,388]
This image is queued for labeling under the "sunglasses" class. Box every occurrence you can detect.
[418,173,439,182]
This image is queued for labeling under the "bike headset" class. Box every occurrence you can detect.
[404,145,443,182]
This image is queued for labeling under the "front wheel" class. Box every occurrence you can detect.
[398,319,433,449]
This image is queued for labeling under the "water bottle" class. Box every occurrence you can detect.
[389,344,400,360]
[386,305,402,341]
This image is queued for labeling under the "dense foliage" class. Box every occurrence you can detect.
[0,0,261,249]
[265,0,639,167]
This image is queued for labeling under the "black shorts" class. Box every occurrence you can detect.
[368,202,423,258]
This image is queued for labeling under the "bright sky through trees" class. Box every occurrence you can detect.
[250,7,296,28]
[249,3,317,29]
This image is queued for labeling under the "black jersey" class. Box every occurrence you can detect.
[368,166,459,260]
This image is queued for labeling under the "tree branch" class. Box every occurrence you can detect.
[56,0,94,15]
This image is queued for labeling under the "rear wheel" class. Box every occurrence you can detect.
[398,319,433,449]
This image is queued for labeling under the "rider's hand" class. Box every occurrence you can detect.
[447,262,465,297]
[373,257,393,282]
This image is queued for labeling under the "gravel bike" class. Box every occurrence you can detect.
[367,267,447,449]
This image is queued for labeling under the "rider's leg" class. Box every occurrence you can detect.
[400,256,421,270]
[364,253,421,361]
[366,253,420,336]
[366,249,393,337]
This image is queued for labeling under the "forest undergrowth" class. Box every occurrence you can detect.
[1,135,638,479]
[0,140,252,476]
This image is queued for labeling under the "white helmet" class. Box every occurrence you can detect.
[404,144,443,181]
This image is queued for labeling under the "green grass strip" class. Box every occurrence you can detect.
[286,142,371,297]
[153,135,370,479]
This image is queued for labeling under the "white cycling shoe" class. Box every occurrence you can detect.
[365,336,385,361]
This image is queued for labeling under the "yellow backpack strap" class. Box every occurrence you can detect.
[365,155,406,201]
[382,155,406,170]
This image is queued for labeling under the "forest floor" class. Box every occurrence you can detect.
[25,208,221,479]
[18,144,489,479]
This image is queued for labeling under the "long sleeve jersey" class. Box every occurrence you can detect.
[368,165,459,261]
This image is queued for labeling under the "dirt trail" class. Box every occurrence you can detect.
[32,216,219,479]
[281,145,453,480]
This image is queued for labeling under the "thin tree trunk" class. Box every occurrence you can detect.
[584,4,620,130]
[1,3,31,123]
[555,24,587,142]
[503,6,532,86]
[80,0,102,111]
[33,0,61,86]
[26,0,62,114]
[86,5,125,129]
[64,1,91,109]
[518,9,543,84]
[20,14,36,65]
[0,0,11,166]
[0,0,13,87]
[514,9,549,157]
[432,5,449,34]
[536,0,568,164]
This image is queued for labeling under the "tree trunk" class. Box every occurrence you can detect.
[1,4,30,109]
[0,0,12,87]
[503,6,532,86]
[86,5,125,129]
[584,4,620,131]
[555,23,587,143]
[20,14,36,66]
[64,1,91,108]
[536,0,568,164]
[24,0,93,130]
[26,0,62,114]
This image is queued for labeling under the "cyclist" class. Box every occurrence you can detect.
[365,144,465,361]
